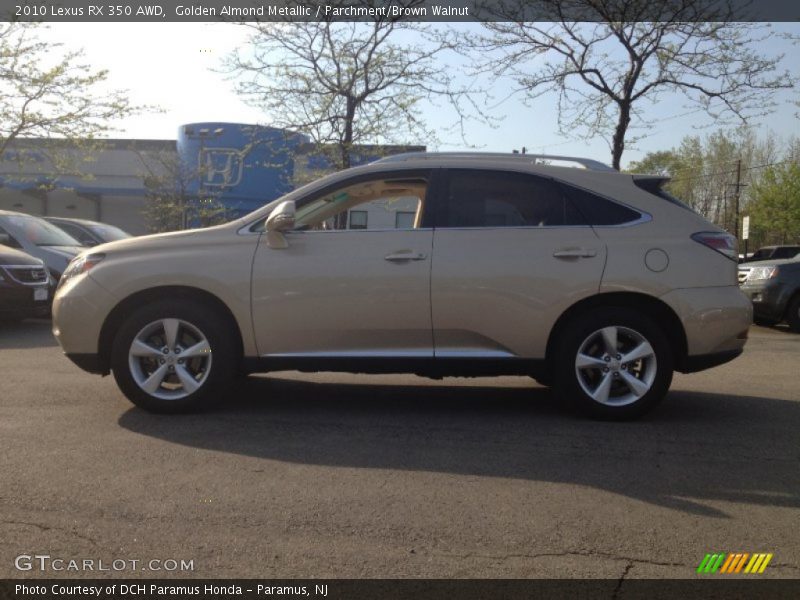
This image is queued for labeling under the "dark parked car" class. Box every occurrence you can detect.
[739,257,800,332]
[44,217,132,247]
[741,245,800,263]
[0,245,50,321]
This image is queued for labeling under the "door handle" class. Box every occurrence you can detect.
[553,248,597,258]
[384,251,427,262]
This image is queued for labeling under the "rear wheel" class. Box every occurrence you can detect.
[787,295,800,333]
[111,300,236,413]
[554,308,673,420]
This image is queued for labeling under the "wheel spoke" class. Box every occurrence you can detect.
[590,372,613,404]
[181,339,211,359]
[162,319,180,351]
[576,353,607,369]
[130,339,162,358]
[600,327,618,355]
[622,341,654,364]
[141,364,169,394]
[175,364,201,394]
[620,370,650,398]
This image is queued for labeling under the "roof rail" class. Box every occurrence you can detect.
[374,152,617,172]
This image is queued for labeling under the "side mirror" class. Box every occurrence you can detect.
[265,201,296,249]
[266,200,296,232]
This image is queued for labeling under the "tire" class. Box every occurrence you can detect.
[110,299,237,413]
[554,308,673,420]
[787,295,800,333]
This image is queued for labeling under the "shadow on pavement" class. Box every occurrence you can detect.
[0,319,57,349]
[118,374,800,519]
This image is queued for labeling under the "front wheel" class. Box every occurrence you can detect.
[554,308,673,420]
[111,300,236,413]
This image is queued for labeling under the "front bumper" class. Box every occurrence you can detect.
[52,274,117,356]
[680,349,743,373]
[740,280,790,322]
[65,353,106,374]
[0,284,50,319]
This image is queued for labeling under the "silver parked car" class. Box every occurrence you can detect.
[0,210,84,281]
[44,217,132,247]
[52,153,751,419]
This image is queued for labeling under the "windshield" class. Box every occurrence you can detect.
[4,215,82,247]
[88,223,131,242]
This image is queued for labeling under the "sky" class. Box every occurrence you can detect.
[37,21,800,169]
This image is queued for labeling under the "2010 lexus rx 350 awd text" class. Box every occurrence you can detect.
[52,153,752,419]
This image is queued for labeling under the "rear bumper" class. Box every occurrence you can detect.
[740,281,790,322]
[660,286,752,357]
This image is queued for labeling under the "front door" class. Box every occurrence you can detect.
[251,171,435,357]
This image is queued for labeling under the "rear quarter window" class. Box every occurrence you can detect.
[559,184,642,226]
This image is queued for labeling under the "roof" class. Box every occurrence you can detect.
[373,152,617,173]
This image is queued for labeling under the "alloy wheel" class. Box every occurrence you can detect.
[127,318,212,400]
[574,325,657,407]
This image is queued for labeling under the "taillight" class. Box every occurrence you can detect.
[691,232,738,261]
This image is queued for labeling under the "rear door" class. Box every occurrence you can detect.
[430,168,607,359]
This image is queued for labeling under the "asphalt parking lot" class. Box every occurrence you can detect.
[1,319,799,580]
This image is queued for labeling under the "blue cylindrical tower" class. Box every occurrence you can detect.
[177,122,309,218]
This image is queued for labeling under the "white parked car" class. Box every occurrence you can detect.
[52,153,751,419]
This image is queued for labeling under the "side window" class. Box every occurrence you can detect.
[561,184,642,226]
[58,223,92,245]
[293,175,428,231]
[443,170,585,228]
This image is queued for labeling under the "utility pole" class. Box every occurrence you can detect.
[727,158,747,239]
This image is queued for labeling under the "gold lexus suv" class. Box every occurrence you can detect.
[52,153,751,419]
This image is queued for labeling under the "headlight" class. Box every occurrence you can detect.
[747,266,778,281]
[58,253,105,289]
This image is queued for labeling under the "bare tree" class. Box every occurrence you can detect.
[471,0,794,169]
[0,23,138,171]
[134,148,227,233]
[225,2,471,170]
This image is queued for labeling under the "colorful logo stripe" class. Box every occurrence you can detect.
[697,553,773,574]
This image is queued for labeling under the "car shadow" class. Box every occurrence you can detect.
[0,318,57,349]
[760,323,797,336]
[118,375,800,519]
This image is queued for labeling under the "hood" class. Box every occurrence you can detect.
[0,245,44,266]
[40,245,85,259]
[739,257,800,268]
[88,224,234,256]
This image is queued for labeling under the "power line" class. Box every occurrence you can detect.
[666,159,797,184]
